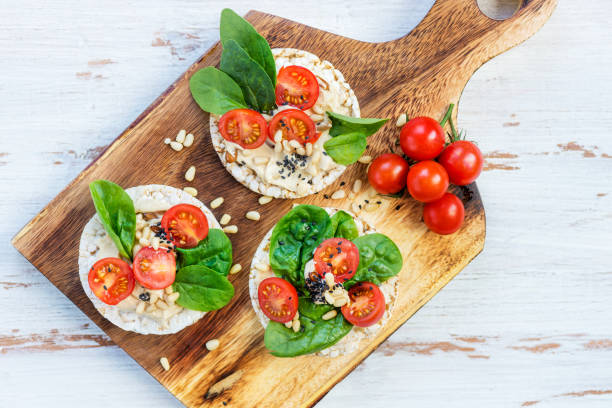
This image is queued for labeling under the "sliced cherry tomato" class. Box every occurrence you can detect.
[367,153,410,194]
[218,109,268,149]
[161,204,209,248]
[258,277,298,323]
[313,238,359,283]
[88,257,135,305]
[275,65,320,110]
[268,109,318,145]
[407,160,449,203]
[133,246,176,290]
[400,117,446,161]
[438,140,484,185]
[423,192,465,235]
[341,282,386,327]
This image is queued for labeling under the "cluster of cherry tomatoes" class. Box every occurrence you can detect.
[367,105,483,235]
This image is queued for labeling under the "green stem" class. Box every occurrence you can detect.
[440,103,454,127]
[448,116,459,142]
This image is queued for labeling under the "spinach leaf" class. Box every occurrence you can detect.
[172,265,234,312]
[269,205,333,289]
[346,233,403,288]
[175,229,232,275]
[331,210,359,240]
[89,180,136,260]
[220,39,276,112]
[220,8,276,87]
[327,111,389,137]
[189,66,248,115]
[264,298,352,357]
[323,132,367,165]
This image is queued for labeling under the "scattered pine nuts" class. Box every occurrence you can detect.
[183,133,194,147]
[321,310,337,321]
[352,179,363,193]
[333,298,347,308]
[185,166,196,181]
[324,272,335,288]
[284,321,293,328]
[206,339,220,351]
[324,291,335,305]
[160,357,170,371]
[220,213,231,225]
[358,155,372,164]
[170,141,183,151]
[292,319,301,332]
[176,129,186,144]
[167,292,180,303]
[331,190,346,200]
[136,301,146,314]
[259,196,273,205]
[305,143,313,156]
[210,197,224,209]
[164,138,171,144]
[246,211,261,221]
[351,202,361,213]
[396,113,407,127]
[229,263,242,275]
[223,225,238,234]
[183,187,197,196]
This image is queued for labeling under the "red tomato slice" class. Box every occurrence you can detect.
[313,238,359,283]
[341,282,386,327]
[218,109,268,149]
[275,65,320,110]
[88,257,135,305]
[133,246,176,290]
[161,204,209,249]
[268,109,319,145]
[258,277,298,323]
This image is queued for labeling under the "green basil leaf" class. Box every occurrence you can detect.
[172,265,234,312]
[330,210,359,240]
[89,180,135,260]
[220,8,276,87]
[189,66,248,115]
[264,298,352,357]
[323,132,367,165]
[220,39,276,112]
[175,229,233,275]
[345,233,403,288]
[269,205,333,290]
[326,111,389,137]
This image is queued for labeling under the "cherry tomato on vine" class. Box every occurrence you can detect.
[367,153,410,195]
[423,192,465,235]
[407,160,449,203]
[438,140,484,185]
[400,117,445,161]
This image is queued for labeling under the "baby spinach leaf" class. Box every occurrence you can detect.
[172,265,234,312]
[326,111,389,137]
[220,8,276,87]
[264,298,352,357]
[346,233,403,288]
[175,229,232,275]
[269,205,333,290]
[89,180,136,260]
[331,210,359,240]
[220,39,276,112]
[323,132,367,165]
[189,67,248,115]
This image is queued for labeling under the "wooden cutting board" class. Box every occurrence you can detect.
[12,0,556,406]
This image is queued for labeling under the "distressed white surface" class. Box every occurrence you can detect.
[1,1,612,407]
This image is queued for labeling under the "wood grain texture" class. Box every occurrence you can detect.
[4,0,612,407]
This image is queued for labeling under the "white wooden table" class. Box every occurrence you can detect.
[2,1,611,407]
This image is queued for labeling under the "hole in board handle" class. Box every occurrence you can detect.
[476,0,521,20]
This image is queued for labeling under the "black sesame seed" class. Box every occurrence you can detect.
[139,292,151,302]
[103,285,108,290]
[324,194,329,199]
[396,205,401,210]
[340,181,345,186]
[376,201,381,204]
[365,199,369,203]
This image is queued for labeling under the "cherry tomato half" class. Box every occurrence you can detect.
[133,246,176,290]
[161,203,209,249]
[407,160,449,203]
[88,257,135,305]
[258,277,298,323]
[341,282,386,327]
[218,109,268,149]
[367,153,410,195]
[275,65,320,110]
[268,109,319,145]
[400,117,446,161]
[313,238,359,283]
[438,140,484,185]
[423,192,465,235]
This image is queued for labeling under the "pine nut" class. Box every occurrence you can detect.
[259,196,273,205]
[160,357,170,371]
[324,272,335,288]
[305,143,313,156]
[310,113,324,122]
[229,263,242,275]
[365,202,378,212]
[274,141,282,153]
[206,339,220,351]
[165,286,173,294]
[136,301,146,314]
[292,319,301,332]
[334,298,347,308]
[282,140,291,153]
[210,197,224,208]
[176,129,186,143]
[274,130,283,144]
[183,133,194,147]
[253,262,269,272]
[396,113,407,127]
[246,211,260,221]
[312,150,322,165]
[289,140,302,150]
[331,190,346,200]
[351,202,361,213]
[324,291,335,305]
[284,321,293,328]
[352,179,363,193]
[254,156,269,165]
[167,292,180,303]
[293,311,300,321]
[164,138,171,144]
[183,187,197,196]
[321,310,337,321]
[151,236,160,250]
[146,303,157,313]
[220,213,231,225]
[296,147,306,156]
[185,166,196,181]
[312,103,325,114]
[358,155,372,164]
[156,300,169,310]
[223,225,238,234]
[170,141,183,151]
